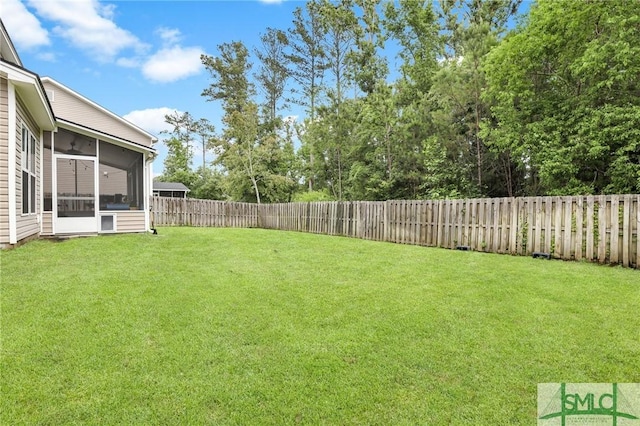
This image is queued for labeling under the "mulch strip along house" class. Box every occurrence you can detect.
[1,19,156,248]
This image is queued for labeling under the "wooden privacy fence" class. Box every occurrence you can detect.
[151,197,259,228]
[152,195,640,268]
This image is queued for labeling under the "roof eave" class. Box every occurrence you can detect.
[1,59,56,131]
[41,77,158,144]
[0,19,22,67]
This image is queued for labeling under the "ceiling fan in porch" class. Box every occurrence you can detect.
[66,139,82,155]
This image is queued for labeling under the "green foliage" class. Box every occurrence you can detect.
[383,0,439,93]
[346,86,399,200]
[285,0,327,120]
[347,0,388,95]
[484,0,640,195]
[291,189,335,202]
[201,41,254,113]
[158,112,216,194]
[203,41,297,203]
[254,27,290,125]
[190,166,225,200]
[159,137,193,185]
[429,0,522,197]
[421,136,473,199]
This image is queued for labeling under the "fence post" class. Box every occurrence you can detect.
[575,196,584,261]
[622,195,630,267]
[636,194,640,268]
[509,197,520,254]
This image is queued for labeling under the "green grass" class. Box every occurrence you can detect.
[1,227,639,424]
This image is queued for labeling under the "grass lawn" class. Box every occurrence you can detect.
[1,227,639,424]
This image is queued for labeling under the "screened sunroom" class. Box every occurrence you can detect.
[42,126,153,235]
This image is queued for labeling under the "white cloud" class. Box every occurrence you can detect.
[139,27,205,83]
[115,57,140,68]
[1,0,50,50]
[156,27,182,45]
[142,45,204,83]
[37,52,57,62]
[123,107,180,135]
[259,0,284,4]
[26,0,148,62]
[8,0,203,84]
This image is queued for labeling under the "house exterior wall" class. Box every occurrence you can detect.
[0,77,9,245]
[15,94,41,242]
[41,211,53,234]
[2,25,153,247]
[116,211,146,232]
[42,81,153,148]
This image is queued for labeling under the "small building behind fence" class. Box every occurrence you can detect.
[153,182,190,198]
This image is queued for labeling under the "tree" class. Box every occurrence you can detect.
[318,0,357,106]
[203,41,297,203]
[347,0,389,96]
[346,85,400,200]
[201,41,254,113]
[254,28,290,128]
[190,167,225,200]
[218,102,265,203]
[203,41,262,202]
[286,1,327,120]
[428,0,522,197]
[311,0,359,200]
[380,0,441,199]
[194,118,215,171]
[286,1,328,190]
[484,0,640,195]
[157,137,195,187]
[158,111,198,187]
[384,0,440,94]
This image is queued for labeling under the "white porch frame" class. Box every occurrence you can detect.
[53,153,99,234]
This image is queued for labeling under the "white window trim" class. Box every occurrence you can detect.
[8,82,17,244]
[21,125,37,216]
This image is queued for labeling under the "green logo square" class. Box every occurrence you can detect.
[538,383,640,425]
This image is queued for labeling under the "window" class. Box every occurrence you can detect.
[21,126,36,214]
[99,141,144,210]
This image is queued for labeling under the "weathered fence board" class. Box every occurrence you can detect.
[152,195,640,268]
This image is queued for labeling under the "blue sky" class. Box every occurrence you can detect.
[2,0,307,175]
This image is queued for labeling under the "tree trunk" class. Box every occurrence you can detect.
[251,176,261,204]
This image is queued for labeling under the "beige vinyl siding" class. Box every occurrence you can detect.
[41,211,53,234]
[0,77,9,244]
[116,211,146,232]
[15,95,40,242]
[42,81,153,148]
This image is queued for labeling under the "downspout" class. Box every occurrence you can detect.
[38,129,43,233]
[146,150,157,233]
[144,153,151,232]
[8,82,17,245]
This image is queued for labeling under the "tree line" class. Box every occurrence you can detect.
[156,0,640,202]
